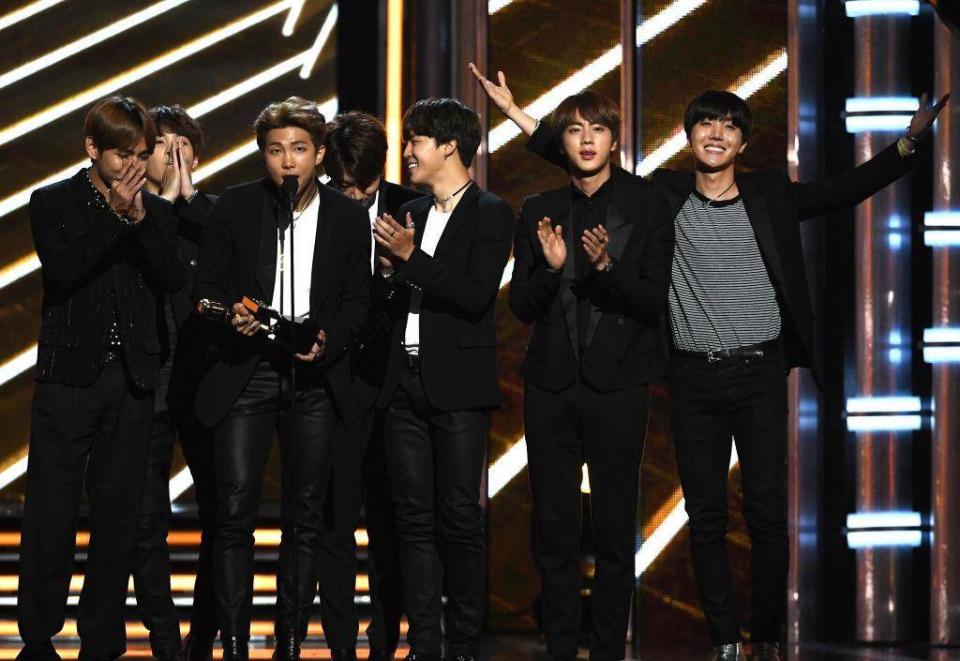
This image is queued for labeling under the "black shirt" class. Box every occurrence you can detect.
[570,177,613,354]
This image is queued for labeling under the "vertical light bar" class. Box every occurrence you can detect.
[385,0,404,184]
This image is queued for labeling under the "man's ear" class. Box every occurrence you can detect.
[315,145,327,166]
[84,137,99,162]
[443,139,458,160]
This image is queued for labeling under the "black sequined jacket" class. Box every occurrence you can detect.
[29,169,185,390]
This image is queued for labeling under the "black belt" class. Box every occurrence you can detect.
[673,338,780,364]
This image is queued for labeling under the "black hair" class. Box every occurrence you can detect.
[683,90,753,142]
[401,98,482,168]
[150,104,205,157]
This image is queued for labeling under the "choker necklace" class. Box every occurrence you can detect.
[434,180,472,212]
[699,179,737,207]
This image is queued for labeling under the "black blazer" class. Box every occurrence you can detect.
[192,178,371,427]
[348,180,425,410]
[511,166,673,392]
[29,169,184,390]
[376,184,515,411]
[527,123,915,377]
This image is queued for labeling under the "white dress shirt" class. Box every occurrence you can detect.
[367,189,380,274]
[271,191,319,318]
[404,205,453,355]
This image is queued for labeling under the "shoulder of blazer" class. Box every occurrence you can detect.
[32,170,87,208]
[383,180,424,210]
[397,193,433,219]
[738,168,791,192]
[319,183,369,236]
[474,187,510,212]
[650,167,694,193]
[520,183,569,216]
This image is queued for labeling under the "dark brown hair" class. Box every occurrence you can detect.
[254,96,327,150]
[84,95,156,152]
[324,111,388,189]
[150,104,205,158]
[683,90,753,142]
[402,98,482,168]
[551,91,621,144]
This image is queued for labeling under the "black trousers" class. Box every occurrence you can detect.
[18,361,153,660]
[133,410,217,651]
[213,360,337,641]
[383,360,488,657]
[669,346,788,645]
[132,411,181,656]
[316,407,403,652]
[524,379,649,661]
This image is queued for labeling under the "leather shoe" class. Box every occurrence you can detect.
[221,637,248,661]
[368,650,395,661]
[183,634,214,661]
[156,651,185,661]
[272,635,301,661]
[330,650,357,661]
[711,643,745,661]
[748,642,782,661]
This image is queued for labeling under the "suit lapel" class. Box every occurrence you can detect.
[738,177,785,289]
[256,181,279,302]
[433,184,480,257]
[583,182,633,349]
[310,182,329,312]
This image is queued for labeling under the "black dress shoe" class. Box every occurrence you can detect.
[711,643,744,661]
[330,650,357,661]
[368,650,395,661]
[221,637,249,661]
[156,651,185,661]
[748,642,782,661]
[272,635,301,661]
[183,634,214,661]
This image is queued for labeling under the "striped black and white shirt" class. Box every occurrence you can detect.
[669,191,781,352]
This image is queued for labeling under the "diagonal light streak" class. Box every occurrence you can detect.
[0,454,29,492]
[0,0,192,92]
[0,345,37,389]
[0,253,40,291]
[0,0,297,150]
[282,0,307,36]
[0,0,66,32]
[488,0,515,13]
[636,49,788,176]
[488,0,709,153]
[299,3,338,79]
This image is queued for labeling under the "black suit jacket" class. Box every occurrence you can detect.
[29,169,184,390]
[511,166,673,392]
[527,123,915,377]
[348,180,425,410]
[192,178,371,427]
[376,184,515,411]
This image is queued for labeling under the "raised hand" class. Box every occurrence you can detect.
[159,147,181,203]
[374,212,416,262]
[108,159,147,219]
[582,225,611,271]
[908,92,950,140]
[535,217,566,271]
[468,62,515,115]
[177,140,198,199]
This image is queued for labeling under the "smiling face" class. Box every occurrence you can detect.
[261,126,325,196]
[688,114,747,173]
[402,134,452,186]
[560,110,617,176]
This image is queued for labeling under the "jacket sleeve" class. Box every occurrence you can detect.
[794,140,915,221]
[175,191,215,243]
[526,121,569,171]
[591,190,674,326]
[508,198,562,323]
[192,194,234,305]
[30,187,127,291]
[134,198,185,293]
[396,200,515,318]
[319,205,372,364]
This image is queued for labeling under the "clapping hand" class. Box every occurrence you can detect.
[535,217,566,271]
[582,225,611,271]
[374,212,416,262]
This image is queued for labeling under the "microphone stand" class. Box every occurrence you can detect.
[286,185,301,647]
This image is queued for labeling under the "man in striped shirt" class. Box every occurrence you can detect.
[471,64,947,661]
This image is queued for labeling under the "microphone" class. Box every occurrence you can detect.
[277,175,298,232]
[281,175,299,203]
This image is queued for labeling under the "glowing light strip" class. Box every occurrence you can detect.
[845,115,913,133]
[845,0,920,17]
[499,258,515,289]
[488,0,514,13]
[0,0,296,150]
[924,347,960,363]
[282,0,306,36]
[168,466,194,502]
[846,414,922,432]
[0,455,28,491]
[846,396,921,414]
[0,253,40,291]
[487,0,709,153]
[0,344,37,389]
[637,50,788,175]
[847,530,922,548]
[924,230,960,247]
[924,327,960,344]
[0,0,192,92]
[299,3,338,79]
[487,437,528,497]
[847,510,922,529]
[635,446,739,576]
[385,0,404,183]
[0,0,66,32]
[845,96,920,113]
[925,211,960,227]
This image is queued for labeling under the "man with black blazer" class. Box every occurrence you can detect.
[319,110,424,661]
[471,65,948,661]
[192,97,370,660]
[372,98,514,661]
[136,104,218,661]
[509,91,672,661]
[18,95,184,661]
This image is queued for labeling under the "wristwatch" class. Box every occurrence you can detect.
[598,258,614,273]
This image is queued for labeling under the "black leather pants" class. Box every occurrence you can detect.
[212,361,337,642]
